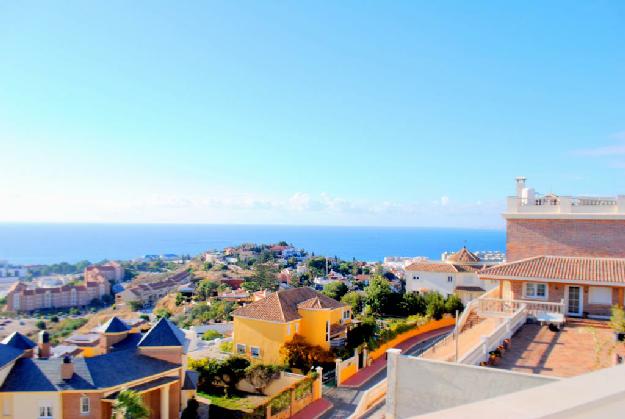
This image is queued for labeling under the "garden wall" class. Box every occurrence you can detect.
[368,317,455,362]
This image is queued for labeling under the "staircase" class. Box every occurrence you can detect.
[461,309,484,332]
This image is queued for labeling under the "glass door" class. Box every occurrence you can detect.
[567,286,582,316]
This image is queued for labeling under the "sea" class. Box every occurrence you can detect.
[0,223,505,266]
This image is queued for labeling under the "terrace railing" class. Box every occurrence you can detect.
[459,303,528,365]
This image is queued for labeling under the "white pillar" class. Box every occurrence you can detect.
[160,384,170,419]
[316,366,323,398]
[335,358,341,385]
[385,348,401,419]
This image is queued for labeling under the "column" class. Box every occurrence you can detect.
[315,366,323,399]
[385,348,401,419]
[160,384,170,419]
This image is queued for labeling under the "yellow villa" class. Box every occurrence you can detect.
[232,288,351,364]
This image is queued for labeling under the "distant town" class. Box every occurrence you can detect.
[0,177,624,418]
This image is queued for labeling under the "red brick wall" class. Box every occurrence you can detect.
[507,219,625,261]
[61,392,103,419]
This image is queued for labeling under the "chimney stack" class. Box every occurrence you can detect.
[38,330,50,359]
[515,177,527,198]
[61,355,74,380]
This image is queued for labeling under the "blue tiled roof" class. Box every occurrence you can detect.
[2,332,36,350]
[137,318,185,348]
[0,344,23,369]
[110,333,142,352]
[98,317,131,334]
[182,370,199,390]
[0,350,180,392]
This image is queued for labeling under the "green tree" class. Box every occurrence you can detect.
[242,264,278,291]
[322,282,349,301]
[244,364,281,394]
[444,295,464,316]
[154,307,171,319]
[129,300,143,311]
[175,293,184,306]
[112,390,149,419]
[402,292,426,316]
[181,397,200,419]
[341,291,364,314]
[195,279,219,300]
[424,292,446,320]
[36,320,47,330]
[307,257,327,277]
[365,276,392,315]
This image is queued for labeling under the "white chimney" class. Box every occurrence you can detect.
[515,177,527,198]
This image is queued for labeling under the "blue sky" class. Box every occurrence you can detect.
[1,1,624,228]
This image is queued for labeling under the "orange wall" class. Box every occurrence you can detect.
[369,317,455,361]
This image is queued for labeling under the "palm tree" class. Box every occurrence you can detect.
[112,389,150,419]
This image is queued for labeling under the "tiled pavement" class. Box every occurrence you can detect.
[495,319,625,377]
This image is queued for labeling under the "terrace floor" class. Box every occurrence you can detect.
[420,317,502,362]
[495,318,625,378]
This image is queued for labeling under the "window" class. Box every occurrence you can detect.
[325,320,330,342]
[447,276,453,283]
[250,346,261,358]
[343,310,350,320]
[80,396,90,415]
[524,283,547,299]
[589,287,611,305]
[236,343,246,355]
[39,405,52,419]
[286,324,291,335]
[413,276,419,280]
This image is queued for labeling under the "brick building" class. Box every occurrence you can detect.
[478,178,625,318]
[504,177,625,262]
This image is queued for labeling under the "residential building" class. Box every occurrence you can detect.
[0,262,27,279]
[115,271,191,307]
[479,178,625,317]
[84,262,124,283]
[504,176,625,262]
[232,288,351,364]
[404,247,498,303]
[0,316,196,419]
[5,263,118,312]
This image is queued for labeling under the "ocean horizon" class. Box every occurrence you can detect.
[0,223,506,265]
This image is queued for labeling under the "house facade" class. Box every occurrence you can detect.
[232,288,351,364]
[115,271,190,307]
[0,317,196,419]
[478,178,625,318]
[405,247,498,303]
[5,263,120,312]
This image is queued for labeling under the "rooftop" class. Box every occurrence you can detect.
[479,255,625,284]
[232,287,345,322]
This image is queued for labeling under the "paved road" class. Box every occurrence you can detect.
[320,332,450,419]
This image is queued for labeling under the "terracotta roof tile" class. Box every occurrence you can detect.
[232,288,345,322]
[479,256,625,284]
[447,247,481,263]
[405,263,458,273]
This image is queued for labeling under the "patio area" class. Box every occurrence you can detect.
[494,318,625,378]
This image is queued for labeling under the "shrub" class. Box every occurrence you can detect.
[280,335,334,371]
[269,390,291,414]
[202,330,223,341]
[444,295,464,316]
[294,378,313,400]
[244,364,282,394]
[220,341,233,353]
[36,320,47,330]
[610,305,625,333]
[154,307,171,319]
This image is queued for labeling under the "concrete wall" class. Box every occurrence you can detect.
[507,219,625,262]
[385,353,555,419]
